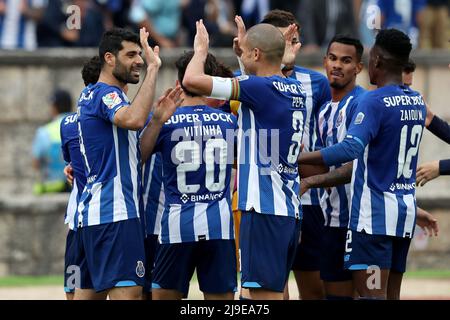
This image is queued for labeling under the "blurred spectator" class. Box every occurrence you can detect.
[354,0,379,48]
[129,0,181,48]
[270,0,298,14]
[32,89,72,194]
[240,0,269,27]
[376,0,426,48]
[0,0,46,50]
[37,0,105,47]
[204,0,236,46]
[95,0,133,29]
[418,0,449,49]
[182,0,236,47]
[297,0,357,53]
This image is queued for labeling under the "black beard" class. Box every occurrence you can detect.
[330,79,351,90]
[113,63,139,84]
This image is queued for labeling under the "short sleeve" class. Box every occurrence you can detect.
[60,120,71,164]
[97,88,129,123]
[233,75,268,112]
[346,94,383,148]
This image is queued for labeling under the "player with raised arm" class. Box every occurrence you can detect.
[182,19,307,300]
[139,51,236,300]
[232,10,331,299]
[298,29,426,300]
[60,56,101,299]
[74,27,161,300]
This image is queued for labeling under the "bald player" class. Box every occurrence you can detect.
[181,19,307,300]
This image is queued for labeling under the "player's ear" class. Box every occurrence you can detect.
[356,61,363,75]
[104,52,115,67]
[253,48,261,61]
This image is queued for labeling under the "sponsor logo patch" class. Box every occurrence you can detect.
[102,91,122,109]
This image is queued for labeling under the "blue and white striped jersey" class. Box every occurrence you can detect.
[316,86,366,228]
[76,82,141,228]
[60,110,87,231]
[291,66,331,206]
[154,105,237,244]
[142,153,164,236]
[346,85,426,237]
[225,75,307,219]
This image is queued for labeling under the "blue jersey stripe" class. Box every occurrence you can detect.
[180,206,195,242]
[160,207,170,243]
[337,185,349,227]
[350,158,366,231]
[206,201,220,239]
[370,189,385,234]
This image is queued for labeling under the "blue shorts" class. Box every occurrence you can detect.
[64,229,92,292]
[144,234,159,293]
[152,239,237,297]
[78,218,146,292]
[240,211,301,292]
[344,229,411,273]
[292,205,324,271]
[320,227,352,282]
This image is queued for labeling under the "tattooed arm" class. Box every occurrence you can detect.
[300,162,353,196]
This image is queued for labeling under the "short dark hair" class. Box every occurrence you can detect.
[375,29,412,66]
[176,51,231,97]
[98,28,140,67]
[260,9,300,30]
[403,59,416,73]
[50,89,72,113]
[81,56,101,86]
[327,35,364,62]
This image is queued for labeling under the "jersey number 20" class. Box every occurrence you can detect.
[174,139,228,193]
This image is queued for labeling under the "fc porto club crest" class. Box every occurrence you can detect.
[136,261,145,278]
[335,110,344,128]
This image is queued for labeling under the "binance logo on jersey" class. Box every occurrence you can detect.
[102,91,122,109]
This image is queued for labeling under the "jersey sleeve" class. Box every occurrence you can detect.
[232,75,268,112]
[345,93,383,149]
[60,119,71,164]
[97,88,129,123]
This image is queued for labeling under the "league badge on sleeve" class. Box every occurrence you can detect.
[354,112,365,125]
[102,91,123,109]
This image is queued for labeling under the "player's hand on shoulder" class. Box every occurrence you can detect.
[140,27,162,69]
[416,160,440,186]
[152,86,183,125]
[194,19,209,55]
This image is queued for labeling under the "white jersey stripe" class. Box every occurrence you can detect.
[168,205,182,243]
[247,109,261,212]
[271,171,288,216]
[194,202,209,240]
[87,183,101,226]
[219,198,231,239]
[384,192,399,235]
[357,146,372,233]
[403,194,416,237]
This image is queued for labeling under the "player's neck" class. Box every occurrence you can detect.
[376,73,403,88]
[331,82,356,102]
[97,71,126,90]
[255,65,285,77]
[181,96,206,107]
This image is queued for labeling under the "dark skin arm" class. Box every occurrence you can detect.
[297,150,326,166]
[300,162,353,196]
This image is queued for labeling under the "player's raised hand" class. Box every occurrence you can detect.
[416,160,440,186]
[140,27,162,68]
[194,20,209,54]
[233,15,246,57]
[416,208,439,237]
[153,86,183,124]
[282,24,301,68]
